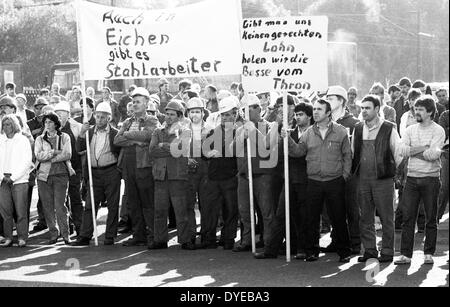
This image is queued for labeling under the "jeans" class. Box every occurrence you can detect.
[305,177,352,258]
[202,177,238,245]
[0,182,29,241]
[400,177,441,258]
[358,177,395,256]
[154,180,192,244]
[80,166,121,240]
[38,175,70,240]
[238,174,275,247]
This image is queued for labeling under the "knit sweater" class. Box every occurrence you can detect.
[402,122,446,178]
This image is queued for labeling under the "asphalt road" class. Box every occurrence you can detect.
[0,189,448,287]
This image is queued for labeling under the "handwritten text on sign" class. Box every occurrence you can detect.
[241,17,328,93]
[76,0,242,81]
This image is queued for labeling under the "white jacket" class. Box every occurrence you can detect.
[0,133,33,184]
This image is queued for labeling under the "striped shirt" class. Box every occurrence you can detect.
[402,122,445,178]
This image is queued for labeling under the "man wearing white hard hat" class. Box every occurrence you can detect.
[71,103,122,246]
[185,98,209,247]
[54,100,84,237]
[233,94,278,253]
[114,87,160,247]
[201,95,240,250]
[323,85,361,255]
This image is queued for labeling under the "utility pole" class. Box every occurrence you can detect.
[416,1,421,77]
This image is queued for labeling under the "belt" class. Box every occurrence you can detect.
[92,164,117,171]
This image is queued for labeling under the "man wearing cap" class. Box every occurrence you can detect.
[394,77,412,133]
[15,94,35,126]
[149,99,195,250]
[71,103,121,246]
[185,98,209,247]
[232,94,279,252]
[347,87,361,118]
[157,78,173,113]
[54,101,83,237]
[114,87,160,247]
[96,87,120,128]
[282,98,353,263]
[324,85,361,255]
[119,85,136,123]
[201,96,240,250]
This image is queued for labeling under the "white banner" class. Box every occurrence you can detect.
[75,0,243,81]
[241,16,328,93]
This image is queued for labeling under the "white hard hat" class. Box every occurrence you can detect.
[327,86,348,102]
[218,96,239,114]
[131,87,150,99]
[186,98,205,110]
[217,90,232,101]
[54,101,71,113]
[95,102,112,115]
[147,101,157,112]
[240,94,261,109]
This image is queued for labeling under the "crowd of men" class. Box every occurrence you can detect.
[0,77,448,265]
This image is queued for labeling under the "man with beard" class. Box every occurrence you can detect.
[395,96,445,265]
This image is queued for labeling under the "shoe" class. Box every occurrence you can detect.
[254,252,277,259]
[181,242,196,250]
[294,253,307,260]
[70,238,90,246]
[32,223,47,232]
[232,245,251,252]
[118,226,132,234]
[320,244,337,253]
[104,238,114,246]
[339,256,351,263]
[378,254,393,263]
[223,243,234,250]
[122,239,146,247]
[305,255,319,262]
[0,239,13,248]
[424,254,434,265]
[394,255,411,265]
[18,239,27,248]
[47,238,58,245]
[147,242,168,250]
[358,253,378,263]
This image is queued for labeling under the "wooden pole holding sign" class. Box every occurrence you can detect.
[245,105,257,254]
[283,91,291,262]
[75,0,98,246]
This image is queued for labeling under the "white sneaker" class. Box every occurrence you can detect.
[0,236,5,243]
[18,239,27,248]
[394,255,411,265]
[424,254,434,265]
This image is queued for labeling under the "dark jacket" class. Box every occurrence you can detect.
[25,109,35,121]
[149,124,190,181]
[114,114,160,169]
[393,96,410,132]
[352,121,396,179]
[78,124,120,170]
[289,127,308,184]
[336,111,359,136]
[61,121,82,172]
[27,116,44,139]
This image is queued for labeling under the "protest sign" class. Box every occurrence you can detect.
[241,16,328,93]
[75,0,242,81]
